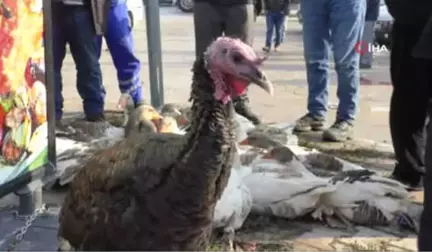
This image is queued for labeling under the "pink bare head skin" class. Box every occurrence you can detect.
[204,37,273,104]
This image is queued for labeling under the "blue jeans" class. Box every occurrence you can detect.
[301,0,366,122]
[52,3,104,119]
[97,2,143,105]
[265,11,285,47]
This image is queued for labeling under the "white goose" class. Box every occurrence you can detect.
[237,132,417,232]
[311,169,417,231]
[237,133,337,219]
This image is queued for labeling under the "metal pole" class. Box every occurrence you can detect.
[43,0,57,173]
[144,0,164,108]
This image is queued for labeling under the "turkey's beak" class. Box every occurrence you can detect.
[240,59,273,96]
[150,113,163,132]
[238,138,249,145]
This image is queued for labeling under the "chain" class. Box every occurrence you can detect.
[1,204,46,251]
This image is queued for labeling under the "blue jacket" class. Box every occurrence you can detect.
[365,0,380,21]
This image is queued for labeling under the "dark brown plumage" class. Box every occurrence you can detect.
[58,37,273,251]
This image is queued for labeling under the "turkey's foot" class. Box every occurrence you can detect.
[221,229,256,252]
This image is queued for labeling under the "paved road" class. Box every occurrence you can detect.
[62,7,393,143]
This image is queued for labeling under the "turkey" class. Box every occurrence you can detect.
[158,108,253,247]
[58,37,273,251]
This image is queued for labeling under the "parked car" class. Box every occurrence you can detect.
[126,0,145,29]
[172,0,193,12]
[374,0,393,46]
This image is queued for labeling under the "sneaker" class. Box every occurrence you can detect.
[233,96,262,125]
[274,46,279,52]
[322,120,354,142]
[293,114,325,132]
[262,46,270,53]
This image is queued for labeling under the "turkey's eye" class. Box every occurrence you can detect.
[232,52,243,63]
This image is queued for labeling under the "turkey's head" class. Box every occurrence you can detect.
[204,37,273,104]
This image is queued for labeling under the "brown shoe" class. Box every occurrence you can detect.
[293,114,326,132]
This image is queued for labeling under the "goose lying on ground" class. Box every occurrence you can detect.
[238,133,417,232]
[312,169,417,232]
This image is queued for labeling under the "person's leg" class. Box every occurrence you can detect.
[390,21,428,190]
[66,5,105,121]
[294,0,329,132]
[419,99,432,251]
[193,2,223,59]
[52,3,67,121]
[224,3,262,125]
[360,20,375,68]
[280,15,287,43]
[224,4,254,45]
[104,2,143,106]
[274,12,284,50]
[321,0,366,142]
[264,12,275,51]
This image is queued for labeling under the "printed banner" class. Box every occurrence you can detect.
[0,0,47,187]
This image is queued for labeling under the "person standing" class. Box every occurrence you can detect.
[385,0,432,192]
[193,0,262,125]
[293,0,366,142]
[254,0,262,21]
[52,0,109,129]
[262,0,289,52]
[96,0,143,110]
[402,10,432,252]
[360,0,380,69]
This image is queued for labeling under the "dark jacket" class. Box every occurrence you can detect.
[263,0,289,15]
[385,0,432,26]
[384,0,432,59]
[365,0,380,21]
[90,0,111,35]
[412,14,432,59]
[194,0,254,5]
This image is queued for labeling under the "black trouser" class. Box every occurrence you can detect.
[389,21,431,185]
[420,100,432,250]
[193,2,254,58]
